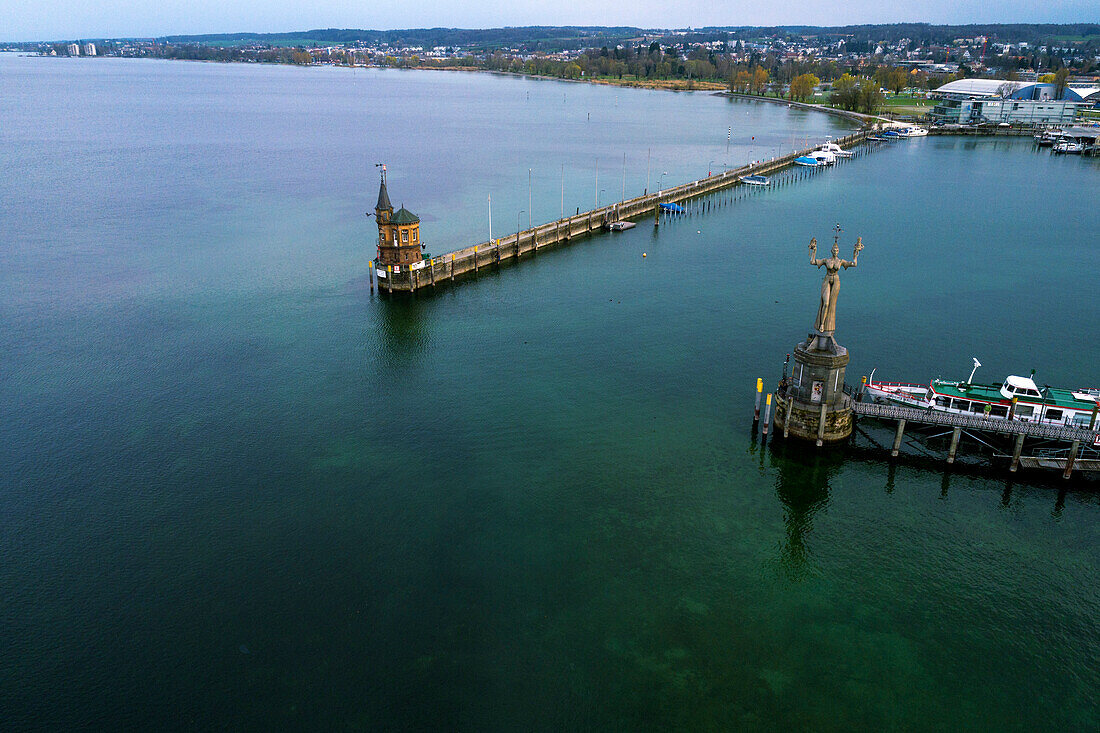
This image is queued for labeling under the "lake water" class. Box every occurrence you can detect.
[1,55,1098,731]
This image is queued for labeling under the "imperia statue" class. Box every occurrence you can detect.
[809,226,863,333]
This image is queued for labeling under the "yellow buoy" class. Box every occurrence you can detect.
[642,252,647,257]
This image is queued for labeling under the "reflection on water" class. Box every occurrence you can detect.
[766,441,843,580]
[374,294,430,363]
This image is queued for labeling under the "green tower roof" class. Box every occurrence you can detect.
[391,206,419,225]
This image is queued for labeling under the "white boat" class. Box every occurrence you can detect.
[1052,139,1084,154]
[810,150,836,165]
[1034,129,1061,147]
[864,360,1100,429]
[901,126,928,137]
[793,156,820,167]
[739,174,770,185]
[820,141,853,157]
[608,221,635,231]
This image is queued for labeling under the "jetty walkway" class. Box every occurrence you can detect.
[848,394,1100,477]
[372,130,870,293]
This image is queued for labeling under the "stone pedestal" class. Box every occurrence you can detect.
[775,330,853,445]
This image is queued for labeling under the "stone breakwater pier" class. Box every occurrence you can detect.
[370,131,871,294]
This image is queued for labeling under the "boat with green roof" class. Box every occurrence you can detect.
[865,359,1100,429]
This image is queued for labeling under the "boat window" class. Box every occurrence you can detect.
[1027,389,1040,396]
[1045,409,1063,421]
[935,397,950,408]
[951,398,969,411]
[969,403,986,414]
[1016,405,1034,417]
[991,405,1008,417]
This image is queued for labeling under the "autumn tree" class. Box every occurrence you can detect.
[789,73,820,101]
[750,66,769,94]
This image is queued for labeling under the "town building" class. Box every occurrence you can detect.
[67,43,80,56]
[82,43,97,56]
[930,79,1097,125]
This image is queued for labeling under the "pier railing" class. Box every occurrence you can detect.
[850,399,1100,444]
[373,131,870,292]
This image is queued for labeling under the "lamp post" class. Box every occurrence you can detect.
[517,209,525,234]
[528,168,532,228]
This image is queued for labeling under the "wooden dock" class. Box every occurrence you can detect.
[372,131,871,293]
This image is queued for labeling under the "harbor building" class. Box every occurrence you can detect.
[373,168,424,268]
[930,79,1097,126]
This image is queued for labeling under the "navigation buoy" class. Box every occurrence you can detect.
[642,253,647,258]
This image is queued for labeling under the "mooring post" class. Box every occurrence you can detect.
[762,393,772,436]
[754,378,763,422]
[473,246,478,274]
[1010,433,1025,472]
[1064,441,1080,480]
[386,265,392,294]
[369,260,374,293]
[816,402,827,447]
[1008,396,1017,420]
[783,393,793,440]
[1090,402,1099,430]
[860,375,867,401]
[654,204,660,228]
[891,419,906,457]
[947,427,962,464]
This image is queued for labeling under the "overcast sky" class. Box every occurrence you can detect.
[5,0,1098,41]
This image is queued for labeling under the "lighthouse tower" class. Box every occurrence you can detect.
[374,167,423,267]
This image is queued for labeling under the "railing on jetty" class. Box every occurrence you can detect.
[850,399,1100,445]
[372,131,870,293]
[846,388,1100,477]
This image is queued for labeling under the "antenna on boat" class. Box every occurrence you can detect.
[967,358,981,384]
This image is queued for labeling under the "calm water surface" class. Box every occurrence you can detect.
[1,55,1098,731]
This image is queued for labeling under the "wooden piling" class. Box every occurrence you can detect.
[947,427,962,464]
[386,265,393,294]
[762,393,772,436]
[1064,441,1079,479]
[754,378,763,422]
[369,260,374,292]
[1010,434,1025,472]
[783,393,793,440]
[891,419,906,457]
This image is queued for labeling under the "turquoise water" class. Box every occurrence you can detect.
[1,56,1098,731]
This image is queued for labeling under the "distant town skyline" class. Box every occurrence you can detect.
[5,1,1098,42]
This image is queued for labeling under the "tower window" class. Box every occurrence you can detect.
[402,230,409,243]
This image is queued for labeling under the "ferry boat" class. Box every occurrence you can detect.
[864,360,1100,429]
[739,174,770,185]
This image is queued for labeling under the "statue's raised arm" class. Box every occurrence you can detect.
[808,237,826,267]
[840,237,863,269]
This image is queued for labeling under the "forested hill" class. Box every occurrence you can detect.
[155,23,1100,50]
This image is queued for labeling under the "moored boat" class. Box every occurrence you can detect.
[820,141,853,157]
[810,149,837,165]
[793,155,820,166]
[739,174,770,186]
[608,220,635,231]
[1052,139,1084,154]
[864,360,1100,428]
